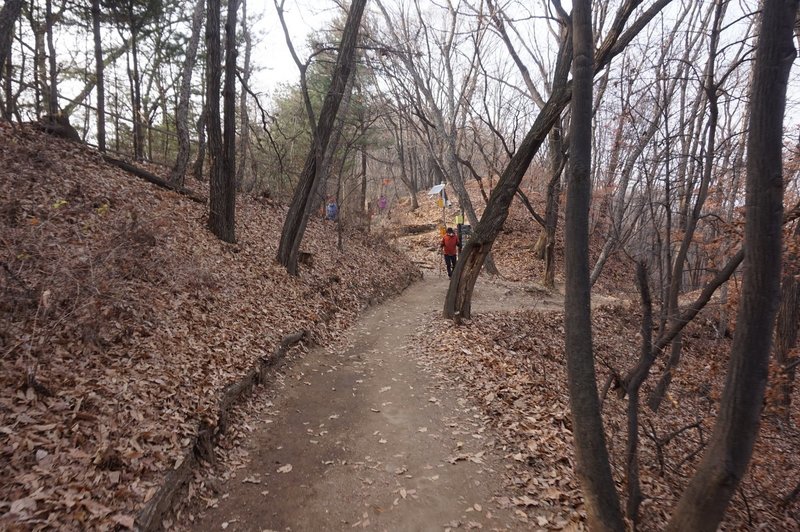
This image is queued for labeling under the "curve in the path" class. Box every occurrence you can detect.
[188,273,546,531]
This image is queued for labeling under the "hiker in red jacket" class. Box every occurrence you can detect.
[441,227,459,278]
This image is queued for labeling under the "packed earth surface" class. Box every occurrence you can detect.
[179,275,563,532]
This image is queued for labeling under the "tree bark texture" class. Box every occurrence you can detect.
[0,0,23,84]
[193,104,207,181]
[170,0,205,187]
[206,0,231,241]
[543,123,565,289]
[666,0,798,528]
[130,25,144,159]
[213,0,239,243]
[91,0,105,151]
[563,0,625,529]
[276,0,367,275]
[0,0,23,119]
[45,0,58,116]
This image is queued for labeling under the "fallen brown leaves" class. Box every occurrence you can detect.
[0,123,419,530]
[341,174,799,530]
[417,301,800,530]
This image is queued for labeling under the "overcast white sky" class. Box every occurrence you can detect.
[248,1,338,96]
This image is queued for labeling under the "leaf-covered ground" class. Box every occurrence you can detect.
[416,301,800,530]
[2,122,799,531]
[0,123,419,530]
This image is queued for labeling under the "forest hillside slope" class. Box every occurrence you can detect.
[0,123,419,530]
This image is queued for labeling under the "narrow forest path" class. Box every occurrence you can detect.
[185,273,560,531]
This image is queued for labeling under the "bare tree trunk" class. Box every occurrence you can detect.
[130,26,144,159]
[317,68,356,211]
[90,0,105,150]
[0,0,23,119]
[276,0,367,274]
[206,0,231,241]
[45,0,58,116]
[32,10,45,119]
[563,0,625,529]
[543,122,565,289]
[666,0,798,528]
[2,42,10,119]
[360,147,367,213]
[209,0,239,242]
[624,262,655,527]
[169,0,204,187]
[650,0,726,411]
[444,0,675,319]
[193,90,207,181]
[236,0,251,190]
[387,115,420,211]
[486,0,570,289]
[357,84,368,215]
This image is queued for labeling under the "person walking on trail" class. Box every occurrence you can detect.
[441,227,459,278]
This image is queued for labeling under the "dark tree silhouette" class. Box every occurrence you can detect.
[666,0,799,528]
[206,0,238,243]
[562,0,625,528]
[276,0,368,275]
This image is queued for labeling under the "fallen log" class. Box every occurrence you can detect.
[102,155,206,204]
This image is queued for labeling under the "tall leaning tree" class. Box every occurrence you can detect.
[562,0,625,529]
[666,0,799,528]
[276,0,368,275]
[443,0,676,319]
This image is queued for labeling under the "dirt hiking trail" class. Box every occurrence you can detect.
[186,273,561,531]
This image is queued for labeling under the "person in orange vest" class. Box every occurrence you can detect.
[441,227,460,278]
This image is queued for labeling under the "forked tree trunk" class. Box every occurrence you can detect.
[563,0,625,528]
[666,0,798,528]
[624,263,656,527]
[276,0,367,275]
